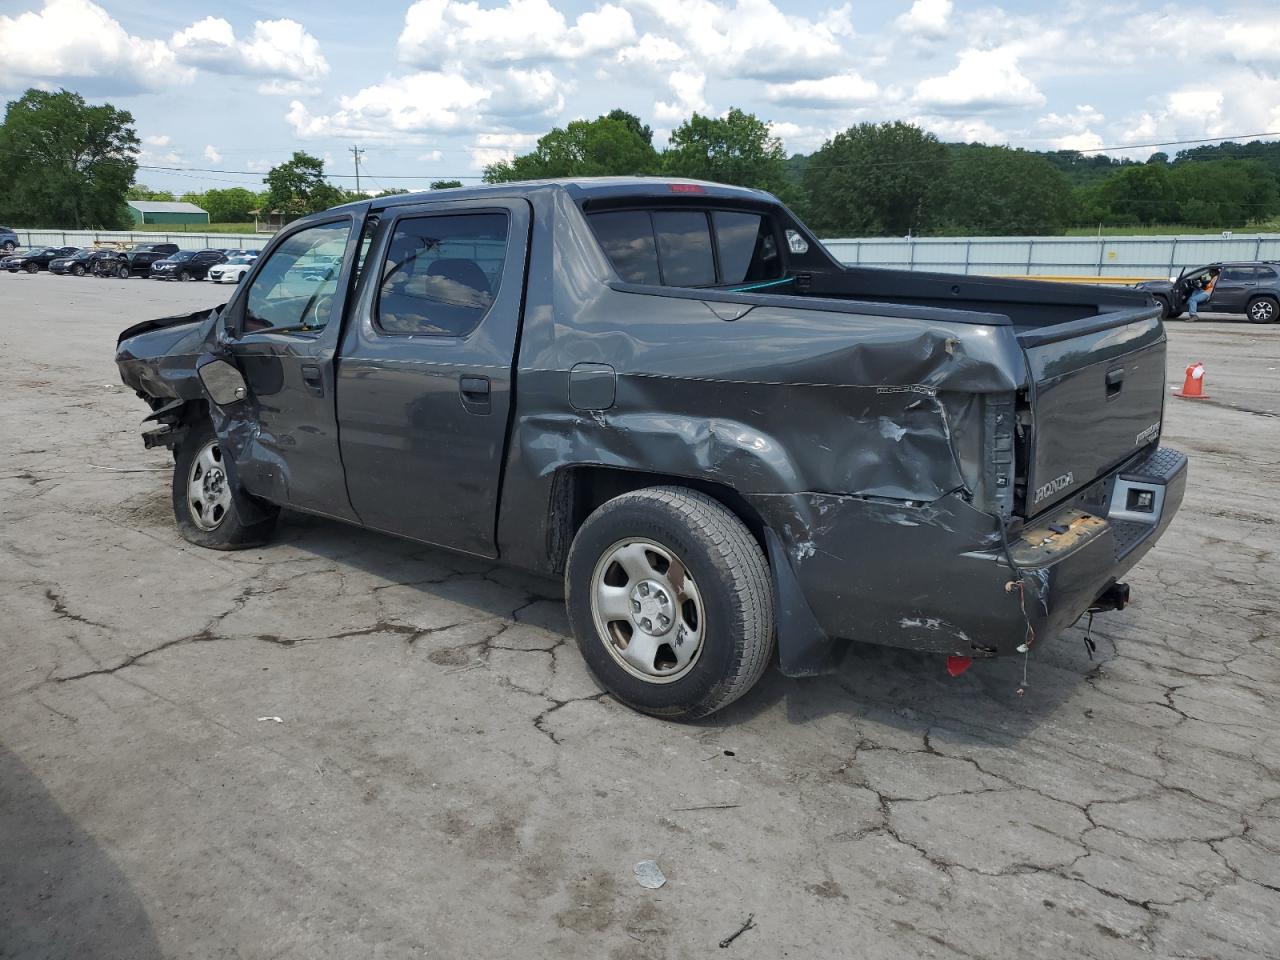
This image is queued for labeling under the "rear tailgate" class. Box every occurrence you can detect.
[1019,306,1167,516]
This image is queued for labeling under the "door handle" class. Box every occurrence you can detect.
[460,375,491,415]
[301,363,324,397]
[1105,366,1124,399]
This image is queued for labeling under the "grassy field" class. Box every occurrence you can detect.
[1064,220,1280,236]
[128,222,260,234]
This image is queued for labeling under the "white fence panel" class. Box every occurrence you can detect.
[821,234,1280,277]
[13,229,266,252]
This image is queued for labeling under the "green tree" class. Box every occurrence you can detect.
[662,108,788,195]
[604,109,653,146]
[1097,163,1179,225]
[197,187,259,223]
[800,122,947,236]
[935,146,1074,235]
[127,184,176,202]
[429,180,463,190]
[483,115,659,182]
[0,88,138,228]
[1169,159,1279,226]
[263,151,347,216]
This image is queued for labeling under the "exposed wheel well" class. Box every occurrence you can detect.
[546,465,769,575]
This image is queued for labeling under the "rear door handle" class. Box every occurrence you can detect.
[301,363,324,397]
[460,375,491,415]
[1105,366,1124,398]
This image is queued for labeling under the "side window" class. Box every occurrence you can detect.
[1220,267,1252,282]
[712,211,781,284]
[243,220,350,334]
[1256,266,1278,281]
[588,207,782,288]
[590,210,659,284]
[375,212,508,337]
[651,211,716,286]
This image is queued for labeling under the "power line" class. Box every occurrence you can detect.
[132,129,1280,186]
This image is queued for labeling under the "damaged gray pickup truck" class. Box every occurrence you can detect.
[116,178,1186,719]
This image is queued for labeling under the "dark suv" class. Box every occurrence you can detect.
[122,242,180,276]
[1136,261,1280,323]
[3,246,79,273]
[150,249,226,281]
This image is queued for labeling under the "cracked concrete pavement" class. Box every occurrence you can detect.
[1,274,1278,959]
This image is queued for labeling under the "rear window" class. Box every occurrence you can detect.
[587,208,783,288]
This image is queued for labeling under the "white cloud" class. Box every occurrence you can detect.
[769,121,832,154]
[418,149,444,162]
[765,73,879,108]
[896,0,952,38]
[911,115,1011,145]
[171,17,328,91]
[203,145,222,163]
[483,68,566,119]
[653,70,710,124]
[0,0,185,91]
[399,0,635,67]
[286,72,493,139]
[615,33,685,69]
[625,0,854,81]
[468,132,539,167]
[914,47,1045,112]
[144,134,171,147]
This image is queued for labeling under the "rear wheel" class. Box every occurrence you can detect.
[1,241,14,253]
[565,486,774,721]
[1247,296,1277,324]
[171,420,279,550]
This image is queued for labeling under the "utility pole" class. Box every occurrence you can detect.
[350,145,365,195]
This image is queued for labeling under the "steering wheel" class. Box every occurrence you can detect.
[308,293,333,329]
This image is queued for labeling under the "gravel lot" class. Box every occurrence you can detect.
[2,273,1278,960]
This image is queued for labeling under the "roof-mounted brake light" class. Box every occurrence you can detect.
[668,183,706,194]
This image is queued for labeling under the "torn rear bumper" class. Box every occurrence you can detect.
[749,446,1187,676]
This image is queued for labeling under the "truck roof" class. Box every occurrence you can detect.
[361,177,776,213]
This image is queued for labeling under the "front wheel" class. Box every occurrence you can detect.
[71,264,85,277]
[117,265,130,279]
[565,486,774,721]
[177,270,191,282]
[24,262,38,274]
[172,421,279,550]
[1153,296,1171,320]
[1247,296,1277,324]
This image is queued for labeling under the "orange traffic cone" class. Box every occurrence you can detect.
[1174,361,1208,399]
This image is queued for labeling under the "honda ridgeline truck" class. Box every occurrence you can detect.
[115,179,1186,720]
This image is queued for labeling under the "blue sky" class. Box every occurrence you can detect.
[2,0,1279,195]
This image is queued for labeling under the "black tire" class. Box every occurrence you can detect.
[1,241,14,253]
[178,270,191,282]
[1153,296,1171,320]
[71,264,85,277]
[171,420,279,550]
[1247,296,1277,324]
[117,265,129,279]
[565,486,774,721]
[24,261,38,274]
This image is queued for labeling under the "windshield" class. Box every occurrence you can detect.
[171,251,195,261]
[71,251,91,260]
[227,256,254,265]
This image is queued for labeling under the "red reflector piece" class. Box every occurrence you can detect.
[946,656,973,677]
[668,183,705,193]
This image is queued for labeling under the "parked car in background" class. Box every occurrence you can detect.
[149,249,227,281]
[0,226,19,254]
[50,249,114,276]
[208,253,259,284]
[1135,261,1280,323]
[3,246,79,273]
[121,242,180,276]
